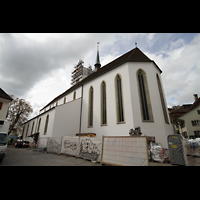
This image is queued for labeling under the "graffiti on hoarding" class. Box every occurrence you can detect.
[48,138,61,153]
[79,138,100,161]
[64,140,77,150]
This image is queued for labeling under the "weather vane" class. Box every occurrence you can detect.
[135,41,137,48]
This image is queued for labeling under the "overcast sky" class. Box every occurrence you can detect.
[0,33,199,119]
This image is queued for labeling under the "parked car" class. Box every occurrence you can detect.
[15,140,30,148]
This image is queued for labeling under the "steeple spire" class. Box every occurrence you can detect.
[94,42,101,71]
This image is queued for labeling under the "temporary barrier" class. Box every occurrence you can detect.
[59,136,102,162]
[78,137,102,162]
[101,136,149,166]
[38,137,48,152]
[47,137,62,154]
[167,134,185,165]
[61,136,80,157]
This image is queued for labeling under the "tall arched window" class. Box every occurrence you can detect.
[101,81,107,125]
[64,97,66,104]
[115,74,125,123]
[156,74,169,124]
[73,91,76,100]
[137,69,153,121]
[26,124,29,137]
[44,114,49,135]
[37,118,41,132]
[88,86,93,127]
[31,121,35,135]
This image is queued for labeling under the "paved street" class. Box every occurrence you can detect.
[0,145,101,166]
[0,145,176,166]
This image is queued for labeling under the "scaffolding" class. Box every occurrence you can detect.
[71,59,93,85]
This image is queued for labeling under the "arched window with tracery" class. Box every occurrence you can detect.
[156,74,169,124]
[44,114,49,135]
[101,81,107,125]
[115,74,125,123]
[88,86,93,127]
[137,69,154,121]
[37,118,41,132]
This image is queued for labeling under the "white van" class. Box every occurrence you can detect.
[0,132,7,163]
[0,120,10,164]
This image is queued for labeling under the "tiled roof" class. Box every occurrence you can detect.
[187,97,200,112]
[0,88,13,101]
[40,47,162,111]
[170,98,200,122]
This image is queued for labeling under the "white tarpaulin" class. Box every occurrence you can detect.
[101,136,149,166]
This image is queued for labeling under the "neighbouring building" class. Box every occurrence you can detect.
[0,88,12,134]
[169,94,200,139]
[22,45,173,149]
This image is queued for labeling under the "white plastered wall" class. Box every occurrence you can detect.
[80,63,134,137]
[128,62,173,148]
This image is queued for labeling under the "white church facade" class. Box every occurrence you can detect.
[22,46,173,149]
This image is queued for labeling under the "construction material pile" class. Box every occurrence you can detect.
[150,143,169,163]
[184,138,200,166]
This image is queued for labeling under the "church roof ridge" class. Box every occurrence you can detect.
[40,47,162,111]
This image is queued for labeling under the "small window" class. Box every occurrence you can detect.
[182,131,188,138]
[0,102,3,110]
[194,131,200,138]
[64,97,66,104]
[191,120,200,126]
[73,91,76,100]
[197,110,200,115]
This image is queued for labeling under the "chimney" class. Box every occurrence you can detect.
[194,94,198,101]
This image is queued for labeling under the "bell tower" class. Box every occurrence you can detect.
[94,42,101,71]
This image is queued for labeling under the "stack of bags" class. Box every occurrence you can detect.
[150,143,168,163]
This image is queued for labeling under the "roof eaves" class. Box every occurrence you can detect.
[39,47,162,110]
[177,98,200,119]
[25,106,56,124]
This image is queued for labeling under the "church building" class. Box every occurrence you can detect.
[22,44,173,149]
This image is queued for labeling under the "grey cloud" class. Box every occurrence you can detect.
[0,33,119,98]
[0,34,80,97]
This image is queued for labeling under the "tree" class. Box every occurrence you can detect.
[7,95,33,135]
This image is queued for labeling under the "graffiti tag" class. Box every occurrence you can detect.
[64,140,77,150]
[48,138,61,153]
[79,138,100,161]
